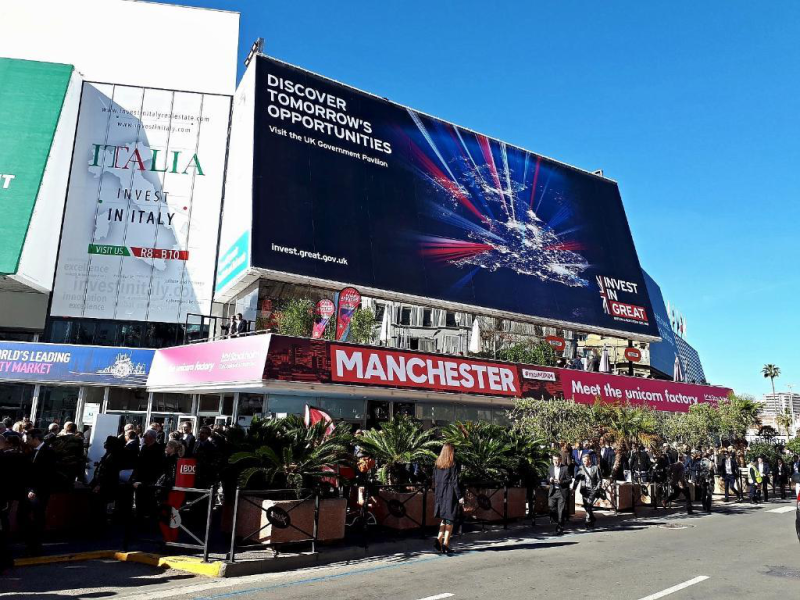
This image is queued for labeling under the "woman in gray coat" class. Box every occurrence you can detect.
[433,442,463,555]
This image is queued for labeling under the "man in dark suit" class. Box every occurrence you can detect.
[599,440,615,477]
[19,429,57,556]
[756,456,771,501]
[236,313,248,335]
[718,449,741,502]
[181,421,196,457]
[132,430,165,522]
[548,454,572,534]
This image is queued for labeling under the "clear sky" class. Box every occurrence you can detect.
[165,0,799,398]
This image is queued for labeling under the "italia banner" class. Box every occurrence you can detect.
[335,287,361,341]
[312,299,335,339]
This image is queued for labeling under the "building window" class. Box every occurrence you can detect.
[317,397,365,420]
[36,385,80,429]
[423,309,433,327]
[267,396,306,416]
[0,383,34,423]
[107,388,149,412]
[374,304,386,322]
[151,393,193,414]
[400,307,412,325]
[416,403,454,424]
[198,395,220,414]
[445,312,457,327]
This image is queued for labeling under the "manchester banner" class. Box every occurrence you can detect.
[50,83,231,323]
[263,335,731,412]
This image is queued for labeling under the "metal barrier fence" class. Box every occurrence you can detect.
[227,488,320,563]
[123,485,215,562]
[366,483,430,530]
[460,484,511,530]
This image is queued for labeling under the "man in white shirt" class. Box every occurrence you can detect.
[757,456,771,501]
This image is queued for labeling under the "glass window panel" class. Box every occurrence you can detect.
[107,388,149,411]
[221,394,234,416]
[48,320,76,344]
[416,403,454,422]
[198,395,220,413]
[493,408,511,427]
[76,321,96,345]
[0,383,34,422]
[94,321,118,346]
[455,405,480,422]
[267,396,306,415]
[237,394,264,417]
[36,386,80,429]
[119,323,143,347]
[318,397,365,420]
[151,393,193,413]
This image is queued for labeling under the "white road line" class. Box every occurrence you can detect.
[416,595,453,600]
[766,506,795,513]
[637,576,709,600]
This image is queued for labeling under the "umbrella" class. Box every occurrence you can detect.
[379,303,391,344]
[673,354,684,382]
[599,346,611,373]
[468,318,481,354]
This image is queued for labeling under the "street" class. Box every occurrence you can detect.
[3,499,798,600]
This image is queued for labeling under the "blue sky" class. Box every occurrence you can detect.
[166,1,799,398]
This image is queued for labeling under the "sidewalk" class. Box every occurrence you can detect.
[8,495,777,578]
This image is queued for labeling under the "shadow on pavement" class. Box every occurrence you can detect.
[0,559,195,600]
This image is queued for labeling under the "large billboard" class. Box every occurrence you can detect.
[0,59,73,276]
[243,56,659,340]
[642,270,679,377]
[51,83,231,323]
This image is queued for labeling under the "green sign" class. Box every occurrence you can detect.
[0,59,73,274]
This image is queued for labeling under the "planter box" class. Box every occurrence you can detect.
[369,488,434,530]
[533,486,575,516]
[463,487,526,522]
[575,482,638,511]
[232,496,346,545]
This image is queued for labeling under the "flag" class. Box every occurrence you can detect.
[335,287,361,341]
[312,299,335,339]
[304,404,335,437]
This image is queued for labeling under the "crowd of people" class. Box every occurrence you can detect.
[544,438,799,534]
[0,416,233,570]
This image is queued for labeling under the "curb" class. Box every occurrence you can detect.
[13,550,226,578]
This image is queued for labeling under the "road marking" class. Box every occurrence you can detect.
[637,576,709,600]
[766,506,795,513]
[416,595,453,600]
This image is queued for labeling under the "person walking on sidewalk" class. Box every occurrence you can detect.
[433,443,463,555]
[573,453,604,527]
[548,454,572,535]
[774,457,788,500]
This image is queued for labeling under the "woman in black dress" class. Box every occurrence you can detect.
[433,443,463,555]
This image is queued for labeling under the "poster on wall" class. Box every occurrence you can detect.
[50,82,231,323]
[246,55,659,340]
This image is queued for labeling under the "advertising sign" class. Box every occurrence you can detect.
[50,82,231,323]
[312,299,335,339]
[0,341,153,386]
[0,59,73,275]
[160,457,196,542]
[147,335,271,388]
[330,344,519,397]
[642,271,679,377]
[624,347,642,363]
[262,335,731,413]
[247,56,658,340]
[335,287,361,341]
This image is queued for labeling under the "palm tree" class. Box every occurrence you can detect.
[356,416,440,484]
[443,421,515,485]
[762,364,781,396]
[776,407,794,440]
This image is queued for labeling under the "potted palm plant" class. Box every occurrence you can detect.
[355,416,440,529]
[443,422,546,522]
[227,417,352,544]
